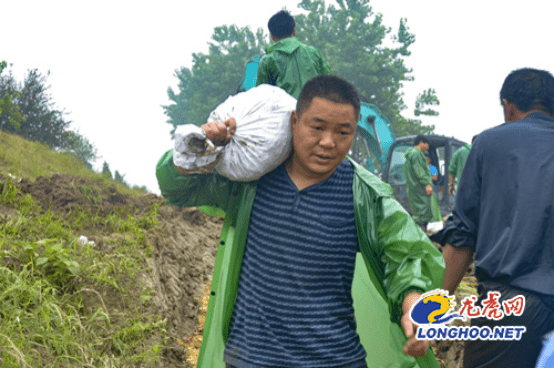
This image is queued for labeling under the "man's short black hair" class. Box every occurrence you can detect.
[268,10,295,39]
[500,68,554,115]
[414,134,429,146]
[296,75,361,120]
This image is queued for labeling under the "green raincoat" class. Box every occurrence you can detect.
[404,147,433,223]
[448,144,472,185]
[156,150,445,368]
[255,37,331,99]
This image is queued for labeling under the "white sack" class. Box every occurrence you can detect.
[173,124,223,174]
[210,84,297,181]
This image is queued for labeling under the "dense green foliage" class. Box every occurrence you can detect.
[294,0,436,136]
[102,161,113,180]
[0,61,25,132]
[163,0,438,137]
[163,26,266,136]
[297,0,439,135]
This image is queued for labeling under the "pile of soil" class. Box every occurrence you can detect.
[16,173,223,367]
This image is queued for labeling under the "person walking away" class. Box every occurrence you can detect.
[440,68,554,368]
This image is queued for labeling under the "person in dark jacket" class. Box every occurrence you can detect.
[441,68,554,368]
[255,10,331,98]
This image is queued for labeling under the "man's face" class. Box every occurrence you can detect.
[290,97,358,181]
[419,142,429,154]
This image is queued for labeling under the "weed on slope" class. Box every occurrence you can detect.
[0,173,222,367]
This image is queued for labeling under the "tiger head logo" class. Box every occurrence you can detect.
[410,289,464,325]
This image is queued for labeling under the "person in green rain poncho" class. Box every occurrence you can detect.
[404,135,434,230]
[255,10,331,99]
[157,75,444,368]
[448,136,475,195]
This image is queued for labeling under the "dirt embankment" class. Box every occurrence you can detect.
[16,173,223,367]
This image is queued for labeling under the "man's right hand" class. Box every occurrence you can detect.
[201,118,236,146]
[425,184,433,196]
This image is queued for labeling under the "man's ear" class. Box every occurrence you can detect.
[292,28,296,37]
[290,110,298,130]
[502,99,516,122]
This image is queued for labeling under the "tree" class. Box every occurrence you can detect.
[59,130,98,170]
[131,185,149,194]
[163,25,266,136]
[294,0,436,136]
[0,68,71,147]
[414,88,439,117]
[1,66,98,167]
[0,61,25,131]
[163,0,438,138]
[114,170,125,184]
[101,161,113,180]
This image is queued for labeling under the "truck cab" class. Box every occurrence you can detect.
[381,135,467,216]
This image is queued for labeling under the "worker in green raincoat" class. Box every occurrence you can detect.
[448,136,475,195]
[404,135,434,230]
[255,10,331,98]
[157,76,444,368]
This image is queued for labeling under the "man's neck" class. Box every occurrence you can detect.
[285,157,335,191]
[271,35,294,43]
[503,100,552,121]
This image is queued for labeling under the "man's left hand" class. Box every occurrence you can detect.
[425,184,433,196]
[401,313,430,357]
[401,292,431,358]
[449,183,455,195]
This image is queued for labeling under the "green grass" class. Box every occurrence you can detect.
[0,131,137,196]
[0,131,166,367]
[0,132,92,180]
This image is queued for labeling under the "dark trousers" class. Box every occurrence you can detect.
[463,280,554,368]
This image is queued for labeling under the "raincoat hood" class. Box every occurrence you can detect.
[266,37,302,55]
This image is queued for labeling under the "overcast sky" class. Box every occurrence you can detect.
[2,0,552,194]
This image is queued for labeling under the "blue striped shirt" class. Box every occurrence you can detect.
[224,160,366,367]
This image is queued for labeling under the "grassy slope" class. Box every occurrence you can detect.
[0,131,101,182]
[0,131,166,367]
